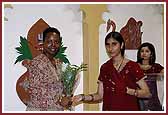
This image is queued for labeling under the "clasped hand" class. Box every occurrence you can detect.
[59,95,83,107]
[59,96,72,108]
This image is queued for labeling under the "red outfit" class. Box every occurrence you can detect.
[98,58,144,111]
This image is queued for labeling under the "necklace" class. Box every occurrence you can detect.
[113,58,124,71]
[140,64,151,70]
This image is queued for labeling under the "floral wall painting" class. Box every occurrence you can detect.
[107,17,143,49]
[120,17,143,49]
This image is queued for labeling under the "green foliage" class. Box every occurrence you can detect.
[54,41,70,64]
[61,63,87,96]
[14,36,32,64]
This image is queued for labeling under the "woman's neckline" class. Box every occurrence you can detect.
[139,64,152,71]
[113,58,124,71]
[114,58,130,72]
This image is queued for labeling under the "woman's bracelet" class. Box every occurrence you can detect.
[80,94,94,102]
[89,94,94,101]
[134,89,138,97]
[80,94,85,101]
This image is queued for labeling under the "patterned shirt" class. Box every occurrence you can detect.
[23,54,64,111]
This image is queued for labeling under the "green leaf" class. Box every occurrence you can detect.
[59,47,67,54]
[61,63,87,95]
[14,36,32,64]
[54,42,70,64]
[15,55,28,64]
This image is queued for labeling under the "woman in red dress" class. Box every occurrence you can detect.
[137,42,164,111]
[72,31,151,111]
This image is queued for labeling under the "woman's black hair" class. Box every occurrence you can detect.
[137,42,156,65]
[43,27,62,42]
[105,31,125,56]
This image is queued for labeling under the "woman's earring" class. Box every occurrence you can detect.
[150,54,153,60]
[121,43,124,50]
[150,54,153,58]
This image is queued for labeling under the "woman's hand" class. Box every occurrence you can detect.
[72,94,83,106]
[60,96,72,108]
[126,87,136,96]
[136,78,151,98]
[126,78,151,98]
